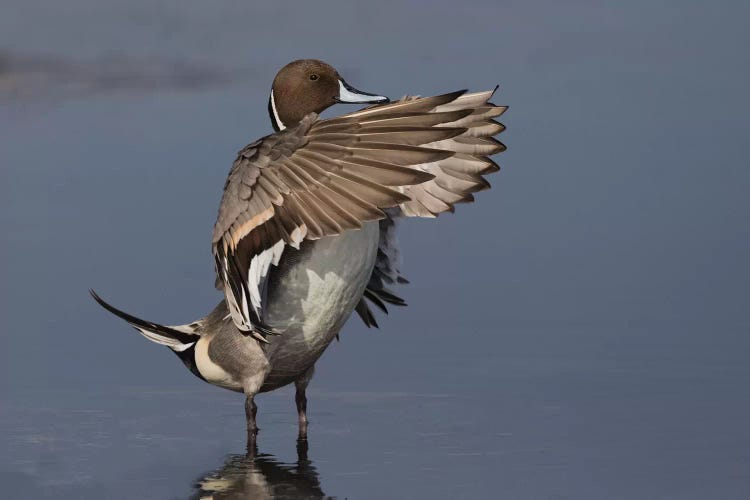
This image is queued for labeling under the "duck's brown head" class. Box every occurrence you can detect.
[268,59,389,131]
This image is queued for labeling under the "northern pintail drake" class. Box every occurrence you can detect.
[92,59,507,446]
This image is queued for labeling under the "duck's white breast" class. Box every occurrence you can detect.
[194,335,242,391]
[262,222,379,385]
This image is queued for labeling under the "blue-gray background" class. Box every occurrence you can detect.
[1,1,748,498]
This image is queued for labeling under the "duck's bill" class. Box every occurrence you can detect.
[335,79,390,104]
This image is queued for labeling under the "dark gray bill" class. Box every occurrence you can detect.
[335,79,390,104]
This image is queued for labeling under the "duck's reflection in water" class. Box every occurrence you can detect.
[192,439,331,499]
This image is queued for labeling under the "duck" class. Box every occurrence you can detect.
[92,59,507,447]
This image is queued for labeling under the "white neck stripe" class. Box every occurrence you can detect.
[270,90,286,131]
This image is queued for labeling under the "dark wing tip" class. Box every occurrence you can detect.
[355,300,380,329]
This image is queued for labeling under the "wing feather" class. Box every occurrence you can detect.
[354,89,507,327]
[213,87,507,335]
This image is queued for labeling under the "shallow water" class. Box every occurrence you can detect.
[2,1,750,498]
[2,323,748,498]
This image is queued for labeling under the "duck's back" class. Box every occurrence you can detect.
[260,222,379,390]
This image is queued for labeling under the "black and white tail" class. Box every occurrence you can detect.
[89,290,201,352]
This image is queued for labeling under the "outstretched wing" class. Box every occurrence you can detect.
[212,92,477,338]
[354,89,507,327]
[390,88,507,216]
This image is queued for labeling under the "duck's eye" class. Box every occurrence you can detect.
[309,74,319,81]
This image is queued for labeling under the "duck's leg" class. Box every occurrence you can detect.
[245,394,259,455]
[294,365,315,440]
[296,433,309,462]
[243,362,270,455]
[245,395,259,432]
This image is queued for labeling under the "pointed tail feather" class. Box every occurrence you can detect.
[89,289,200,351]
